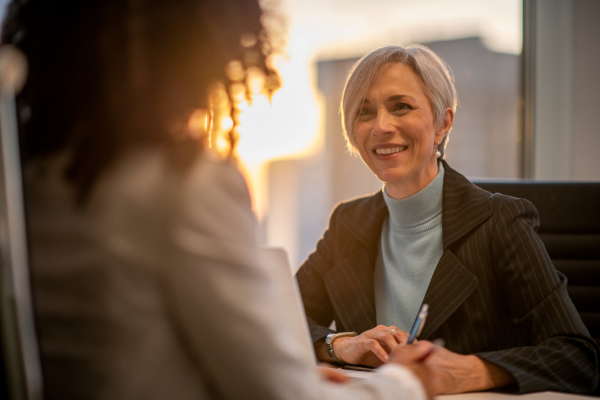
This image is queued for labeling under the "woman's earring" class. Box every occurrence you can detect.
[435,142,441,158]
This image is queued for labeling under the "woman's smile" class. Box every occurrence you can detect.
[373,146,408,156]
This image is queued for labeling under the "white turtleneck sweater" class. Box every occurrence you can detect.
[374,162,445,332]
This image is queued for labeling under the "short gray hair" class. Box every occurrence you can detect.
[340,44,457,158]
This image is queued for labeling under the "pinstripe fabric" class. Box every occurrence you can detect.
[296,160,599,394]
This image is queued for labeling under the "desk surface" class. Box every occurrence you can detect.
[438,391,596,399]
[339,369,595,399]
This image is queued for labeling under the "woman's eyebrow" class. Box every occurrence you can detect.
[387,94,414,102]
[361,94,415,104]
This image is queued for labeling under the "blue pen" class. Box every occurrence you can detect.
[407,303,429,344]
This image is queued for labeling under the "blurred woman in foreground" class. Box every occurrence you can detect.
[1,1,436,399]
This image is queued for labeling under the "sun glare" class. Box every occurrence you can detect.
[234,54,322,219]
[226,0,521,223]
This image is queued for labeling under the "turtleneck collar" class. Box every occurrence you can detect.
[383,162,445,231]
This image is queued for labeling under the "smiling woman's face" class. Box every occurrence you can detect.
[354,62,452,199]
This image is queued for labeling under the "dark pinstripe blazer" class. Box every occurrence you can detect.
[296,160,599,394]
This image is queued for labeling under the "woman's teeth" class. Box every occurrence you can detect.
[375,146,407,155]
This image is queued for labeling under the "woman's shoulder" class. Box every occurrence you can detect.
[25,148,251,223]
[464,183,540,232]
[443,161,536,211]
[181,151,250,203]
[119,150,256,244]
[332,189,385,217]
[88,149,247,206]
[469,183,538,215]
[441,163,540,235]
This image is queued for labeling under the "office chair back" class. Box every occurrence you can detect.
[473,181,600,348]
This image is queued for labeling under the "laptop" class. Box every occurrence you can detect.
[259,247,317,366]
[259,247,371,380]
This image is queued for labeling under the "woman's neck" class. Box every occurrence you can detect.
[384,159,440,200]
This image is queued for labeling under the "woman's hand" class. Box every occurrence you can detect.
[332,325,410,366]
[390,341,437,400]
[419,346,515,394]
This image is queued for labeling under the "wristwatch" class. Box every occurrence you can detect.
[325,331,357,363]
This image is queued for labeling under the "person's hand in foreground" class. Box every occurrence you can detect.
[317,363,351,384]
[390,340,437,400]
[320,341,437,400]
[330,325,410,367]
[418,345,516,394]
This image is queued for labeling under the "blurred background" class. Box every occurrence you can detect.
[250,0,524,268]
[1,0,598,270]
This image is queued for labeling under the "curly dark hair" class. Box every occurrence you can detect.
[1,0,278,202]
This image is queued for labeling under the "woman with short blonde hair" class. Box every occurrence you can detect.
[342,45,457,158]
[297,44,598,395]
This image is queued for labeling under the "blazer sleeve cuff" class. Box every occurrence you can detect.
[310,324,336,343]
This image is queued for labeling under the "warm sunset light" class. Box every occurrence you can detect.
[229,0,521,223]
[235,53,323,219]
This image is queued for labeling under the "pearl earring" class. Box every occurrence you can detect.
[435,142,441,158]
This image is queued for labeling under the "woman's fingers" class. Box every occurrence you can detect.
[358,326,410,360]
[332,325,412,366]
[382,328,401,351]
[333,333,390,365]
[391,328,410,345]
[362,338,390,363]
[391,340,434,364]
[374,325,410,350]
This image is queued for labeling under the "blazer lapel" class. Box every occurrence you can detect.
[327,162,492,335]
[419,160,491,337]
[325,248,378,333]
[338,190,387,251]
[440,160,492,249]
[329,191,387,332]
[420,250,479,339]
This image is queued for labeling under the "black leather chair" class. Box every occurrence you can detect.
[473,181,600,394]
[473,181,600,345]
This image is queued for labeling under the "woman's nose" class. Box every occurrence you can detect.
[372,110,395,136]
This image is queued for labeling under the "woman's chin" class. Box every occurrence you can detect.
[378,172,409,187]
